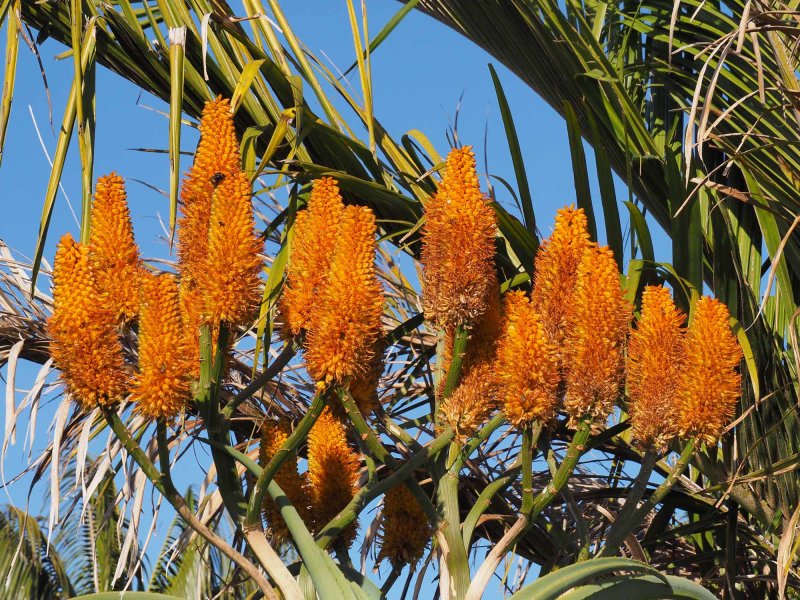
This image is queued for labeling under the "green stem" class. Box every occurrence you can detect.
[103,408,276,598]
[466,420,592,600]
[197,324,245,521]
[520,423,543,514]
[244,388,327,528]
[338,387,439,524]
[597,450,657,557]
[599,441,696,557]
[437,442,471,599]
[315,427,454,549]
[441,324,468,400]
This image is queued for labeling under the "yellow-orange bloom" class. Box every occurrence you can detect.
[439,361,498,440]
[89,173,141,322]
[280,177,344,336]
[305,205,384,384]
[495,291,559,427]
[259,418,310,546]
[421,147,497,328]
[563,244,631,427]
[306,407,361,546]
[532,207,593,356]
[178,97,242,286]
[178,282,202,380]
[48,234,128,408]
[131,273,191,420]
[378,483,431,568]
[627,285,686,452]
[202,171,262,326]
[676,297,742,445]
[348,340,385,415]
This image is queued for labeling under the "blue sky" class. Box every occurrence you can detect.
[0,1,669,595]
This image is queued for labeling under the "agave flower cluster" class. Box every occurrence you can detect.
[422,147,743,450]
[48,97,262,419]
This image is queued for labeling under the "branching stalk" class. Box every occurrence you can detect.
[599,441,696,557]
[103,408,276,598]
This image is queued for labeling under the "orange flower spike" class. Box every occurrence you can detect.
[306,407,361,546]
[48,233,128,408]
[422,146,498,328]
[563,244,632,427]
[280,177,345,336]
[89,173,141,321]
[627,286,686,452]
[202,170,262,327]
[177,97,242,286]
[131,273,191,420]
[305,205,384,384]
[259,419,310,545]
[676,297,742,445]
[496,291,559,427]
[531,206,593,354]
[378,484,431,568]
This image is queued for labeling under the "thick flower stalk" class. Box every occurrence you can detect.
[627,285,686,452]
[131,273,191,420]
[532,206,593,356]
[89,173,141,322]
[378,483,431,569]
[676,297,742,444]
[563,244,631,427]
[306,407,361,546]
[202,170,262,327]
[280,177,345,336]
[495,290,559,427]
[421,146,497,329]
[304,205,384,384]
[259,418,310,546]
[177,97,242,286]
[48,233,128,408]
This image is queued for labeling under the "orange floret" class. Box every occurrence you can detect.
[306,407,361,546]
[563,244,631,428]
[259,418,311,546]
[48,233,128,408]
[280,177,345,336]
[531,206,593,360]
[304,205,384,384]
[89,173,141,322]
[421,147,497,329]
[378,483,431,569]
[131,273,191,420]
[177,97,242,287]
[495,290,559,427]
[202,171,262,327]
[676,297,742,445]
[627,285,686,452]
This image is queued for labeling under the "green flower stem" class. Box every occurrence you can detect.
[596,450,657,557]
[337,387,438,524]
[599,441,696,557]
[197,324,246,521]
[437,441,472,599]
[315,427,454,549]
[520,423,543,514]
[221,337,301,419]
[157,423,300,598]
[102,408,276,599]
[466,420,592,600]
[441,324,469,400]
[244,387,327,529]
[196,431,347,599]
